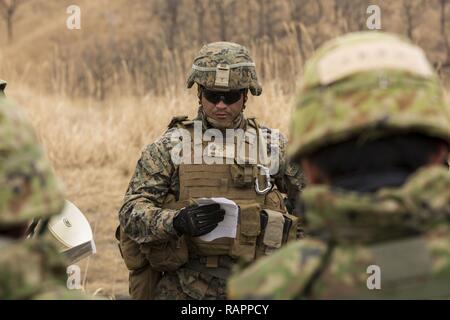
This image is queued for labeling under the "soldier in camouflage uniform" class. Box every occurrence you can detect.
[0,93,82,299]
[228,32,450,299]
[117,42,304,300]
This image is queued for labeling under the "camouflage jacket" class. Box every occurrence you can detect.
[0,238,86,299]
[227,166,450,299]
[119,113,304,244]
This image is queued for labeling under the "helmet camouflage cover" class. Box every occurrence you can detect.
[187,41,262,96]
[289,32,450,159]
[0,97,64,226]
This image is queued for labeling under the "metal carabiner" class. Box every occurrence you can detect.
[255,164,272,195]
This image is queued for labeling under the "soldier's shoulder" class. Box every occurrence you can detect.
[258,123,287,146]
[227,239,327,299]
[139,117,194,167]
[153,115,196,147]
[141,128,182,156]
[247,118,288,150]
[167,115,195,129]
[0,239,69,299]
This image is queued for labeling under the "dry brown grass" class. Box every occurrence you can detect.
[2,0,449,99]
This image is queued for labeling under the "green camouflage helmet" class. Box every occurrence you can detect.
[187,41,262,96]
[0,97,64,226]
[289,32,450,159]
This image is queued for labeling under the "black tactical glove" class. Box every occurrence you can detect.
[173,203,225,237]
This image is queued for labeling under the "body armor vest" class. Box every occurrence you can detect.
[164,116,298,263]
[116,116,299,299]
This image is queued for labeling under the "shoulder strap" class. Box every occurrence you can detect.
[246,117,260,130]
[168,115,194,129]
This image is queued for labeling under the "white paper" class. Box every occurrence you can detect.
[196,197,238,242]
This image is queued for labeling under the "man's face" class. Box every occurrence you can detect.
[201,88,245,126]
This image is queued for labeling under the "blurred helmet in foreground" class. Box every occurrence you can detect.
[0,97,64,227]
[289,32,450,159]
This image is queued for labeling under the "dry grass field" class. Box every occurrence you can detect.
[1,0,450,298]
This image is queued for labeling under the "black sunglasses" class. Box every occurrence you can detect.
[202,88,244,105]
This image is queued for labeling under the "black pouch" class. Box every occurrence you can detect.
[260,211,269,230]
[282,217,293,244]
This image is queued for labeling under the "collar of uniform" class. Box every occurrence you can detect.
[197,107,246,131]
[302,165,450,245]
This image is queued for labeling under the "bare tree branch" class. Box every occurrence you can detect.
[0,0,25,43]
[402,0,426,41]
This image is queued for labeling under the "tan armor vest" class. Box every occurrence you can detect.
[117,116,299,284]
[165,116,298,262]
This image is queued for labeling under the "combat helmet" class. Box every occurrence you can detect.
[289,32,450,159]
[0,98,64,227]
[187,42,262,96]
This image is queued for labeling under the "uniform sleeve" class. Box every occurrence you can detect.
[118,131,179,244]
